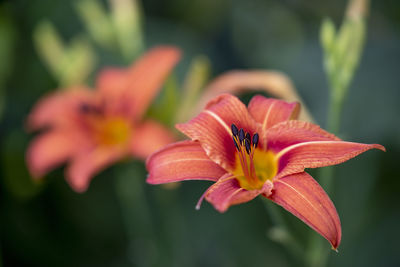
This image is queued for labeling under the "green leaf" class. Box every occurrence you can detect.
[0,10,16,121]
[320,18,336,55]
[174,55,211,123]
[75,0,116,49]
[33,21,65,80]
[2,130,45,200]
[146,74,179,127]
[33,20,97,87]
[59,35,97,87]
[110,0,144,62]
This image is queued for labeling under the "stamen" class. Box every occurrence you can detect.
[244,139,251,154]
[79,102,103,115]
[238,129,245,144]
[232,136,240,151]
[230,129,276,190]
[245,132,251,144]
[79,103,92,113]
[231,124,239,137]
[252,133,259,148]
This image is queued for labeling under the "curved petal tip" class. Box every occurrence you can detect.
[268,172,341,249]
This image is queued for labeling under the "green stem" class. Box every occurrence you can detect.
[263,198,304,265]
[327,93,343,137]
[321,91,344,191]
[306,89,344,267]
[114,162,157,267]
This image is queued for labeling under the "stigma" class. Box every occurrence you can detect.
[231,123,276,190]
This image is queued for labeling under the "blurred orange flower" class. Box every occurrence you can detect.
[26,46,180,192]
[146,94,385,250]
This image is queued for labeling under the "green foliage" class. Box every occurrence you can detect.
[308,2,369,267]
[110,0,144,62]
[2,131,45,199]
[75,0,144,62]
[75,0,116,50]
[147,75,180,127]
[320,0,367,133]
[33,0,145,87]
[33,21,97,87]
[321,17,366,107]
[175,55,211,123]
[0,11,15,121]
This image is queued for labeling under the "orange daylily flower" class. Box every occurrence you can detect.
[146,94,385,249]
[27,46,181,192]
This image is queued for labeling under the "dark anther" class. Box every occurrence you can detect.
[244,139,251,154]
[79,103,92,113]
[231,124,239,137]
[233,137,240,151]
[79,102,104,116]
[252,133,259,148]
[245,132,251,143]
[238,129,245,144]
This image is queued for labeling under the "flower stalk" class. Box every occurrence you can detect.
[307,0,369,266]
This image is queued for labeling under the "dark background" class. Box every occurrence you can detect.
[0,0,399,266]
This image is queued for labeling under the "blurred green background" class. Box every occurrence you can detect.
[0,0,399,266]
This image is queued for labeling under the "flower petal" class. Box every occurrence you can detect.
[66,146,126,192]
[27,88,95,130]
[267,120,341,153]
[96,68,129,96]
[265,120,339,155]
[266,121,386,178]
[96,46,181,119]
[130,120,176,160]
[276,140,385,179]
[176,94,259,172]
[204,175,273,213]
[146,140,226,185]
[268,172,341,250]
[26,130,90,178]
[196,70,313,122]
[95,68,137,118]
[247,95,300,131]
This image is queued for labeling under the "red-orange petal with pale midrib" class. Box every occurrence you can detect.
[275,141,385,179]
[146,140,226,185]
[266,120,341,153]
[204,176,273,213]
[247,95,300,131]
[176,94,259,172]
[268,172,341,249]
[130,119,176,160]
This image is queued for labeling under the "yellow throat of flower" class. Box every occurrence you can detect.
[95,117,132,146]
[234,149,277,190]
[231,124,277,191]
